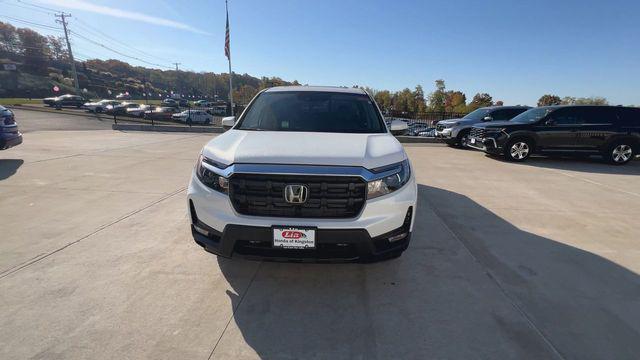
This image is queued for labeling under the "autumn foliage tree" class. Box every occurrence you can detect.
[537,94,562,106]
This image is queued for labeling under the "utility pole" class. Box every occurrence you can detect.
[55,13,80,95]
[173,62,181,98]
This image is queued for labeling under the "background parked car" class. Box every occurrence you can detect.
[161,98,179,107]
[126,104,152,118]
[43,94,86,108]
[83,99,120,113]
[115,93,131,100]
[144,107,179,120]
[436,106,531,147]
[0,105,22,150]
[105,102,141,116]
[467,105,640,165]
[171,109,213,124]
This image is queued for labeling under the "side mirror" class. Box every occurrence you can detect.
[389,119,409,135]
[482,116,493,122]
[222,116,236,130]
[545,118,555,126]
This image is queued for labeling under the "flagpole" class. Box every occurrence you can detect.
[226,0,234,116]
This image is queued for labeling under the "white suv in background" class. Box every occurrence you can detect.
[172,110,213,124]
[187,86,417,262]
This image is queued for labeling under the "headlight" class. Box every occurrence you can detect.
[367,159,411,199]
[195,154,229,193]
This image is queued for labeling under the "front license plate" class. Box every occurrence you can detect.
[273,227,316,249]
[470,137,476,144]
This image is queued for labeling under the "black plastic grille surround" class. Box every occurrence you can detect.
[229,173,367,218]
[469,127,486,138]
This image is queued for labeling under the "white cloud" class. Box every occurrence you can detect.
[36,0,211,35]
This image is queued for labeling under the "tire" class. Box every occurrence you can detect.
[456,129,471,148]
[205,118,211,125]
[605,141,635,165]
[96,107,103,113]
[504,138,533,162]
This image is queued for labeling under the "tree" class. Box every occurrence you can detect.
[494,100,504,106]
[468,93,493,111]
[427,79,446,112]
[445,91,466,112]
[568,96,608,105]
[0,21,20,54]
[46,35,67,62]
[17,28,49,74]
[374,90,392,112]
[412,85,427,113]
[392,88,413,113]
[537,94,562,106]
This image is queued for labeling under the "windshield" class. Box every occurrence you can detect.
[509,107,555,123]
[236,91,386,133]
[462,108,492,120]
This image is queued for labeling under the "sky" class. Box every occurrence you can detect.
[2,0,639,105]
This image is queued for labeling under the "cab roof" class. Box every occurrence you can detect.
[264,86,367,95]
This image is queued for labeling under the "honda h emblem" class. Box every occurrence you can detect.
[284,184,308,204]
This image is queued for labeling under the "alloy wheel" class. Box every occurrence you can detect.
[612,144,633,163]
[510,142,530,160]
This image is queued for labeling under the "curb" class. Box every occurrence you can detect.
[11,104,114,120]
[112,124,223,133]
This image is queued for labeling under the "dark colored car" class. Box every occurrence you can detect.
[467,105,640,165]
[105,102,141,116]
[144,107,179,120]
[435,106,531,146]
[0,106,23,150]
[43,94,86,108]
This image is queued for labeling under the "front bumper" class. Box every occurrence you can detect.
[435,128,453,139]
[187,170,417,261]
[467,136,501,154]
[0,131,22,150]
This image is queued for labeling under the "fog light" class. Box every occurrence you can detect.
[193,224,209,237]
[388,232,408,242]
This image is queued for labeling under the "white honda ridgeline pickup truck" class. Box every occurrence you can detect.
[187,86,417,262]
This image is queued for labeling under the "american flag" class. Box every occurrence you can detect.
[224,5,230,59]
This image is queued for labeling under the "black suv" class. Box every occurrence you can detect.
[42,94,86,108]
[468,106,640,165]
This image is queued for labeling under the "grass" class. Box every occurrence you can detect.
[0,98,44,105]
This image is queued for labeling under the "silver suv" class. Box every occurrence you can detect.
[435,106,530,147]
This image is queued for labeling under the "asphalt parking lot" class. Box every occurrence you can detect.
[1,110,639,359]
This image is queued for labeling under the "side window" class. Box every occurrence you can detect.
[617,108,640,126]
[547,108,581,125]
[490,109,512,121]
[581,108,614,125]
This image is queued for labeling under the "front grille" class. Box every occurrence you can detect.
[470,127,486,138]
[436,124,446,131]
[229,174,367,218]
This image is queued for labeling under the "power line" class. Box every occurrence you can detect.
[1,0,54,15]
[69,30,173,69]
[0,15,63,32]
[16,0,61,13]
[72,17,174,64]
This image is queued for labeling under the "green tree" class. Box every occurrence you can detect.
[412,85,427,113]
[537,94,562,106]
[374,90,392,112]
[427,79,447,112]
[468,93,493,111]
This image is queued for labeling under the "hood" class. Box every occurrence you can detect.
[438,118,463,125]
[202,130,406,169]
